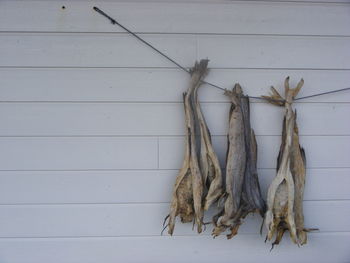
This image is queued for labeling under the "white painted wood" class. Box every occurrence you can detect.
[0,0,349,261]
[197,35,350,69]
[159,136,350,169]
[5,0,350,3]
[1,34,350,69]
[0,201,348,237]
[0,168,348,204]
[0,136,348,170]
[0,102,349,136]
[0,137,158,170]
[1,1,350,35]
[0,233,349,263]
[1,68,350,102]
[0,33,197,68]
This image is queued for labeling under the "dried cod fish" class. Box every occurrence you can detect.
[164,59,223,235]
[262,77,316,247]
[213,84,266,239]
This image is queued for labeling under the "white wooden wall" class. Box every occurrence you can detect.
[0,0,350,262]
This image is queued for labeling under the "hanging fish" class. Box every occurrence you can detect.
[164,60,223,235]
[213,84,266,239]
[262,77,317,248]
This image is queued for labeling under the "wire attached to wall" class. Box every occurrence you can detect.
[93,6,350,102]
[93,7,225,92]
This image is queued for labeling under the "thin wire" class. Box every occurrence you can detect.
[93,7,226,91]
[93,6,350,102]
[295,87,350,101]
[93,7,189,74]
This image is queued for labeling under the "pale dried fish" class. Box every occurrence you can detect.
[213,84,265,239]
[165,60,222,235]
[263,77,316,247]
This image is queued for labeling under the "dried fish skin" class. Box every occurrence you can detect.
[241,96,266,216]
[165,60,223,235]
[213,85,246,237]
[213,84,266,239]
[263,77,314,247]
[167,101,194,235]
[290,114,308,245]
[265,109,298,244]
[193,76,223,211]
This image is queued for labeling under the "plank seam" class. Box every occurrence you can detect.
[0,199,348,206]
[1,66,350,70]
[0,231,349,239]
[0,167,349,172]
[2,31,350,38]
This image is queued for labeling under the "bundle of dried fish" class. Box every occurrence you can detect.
[262,77,316,247]
[164,59,223,235]
[212,84,266,239]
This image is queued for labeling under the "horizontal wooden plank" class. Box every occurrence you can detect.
[0,233,349,263]
[0,168,348,204]
[4,0,350,3]
[0,201,348,237]
[0,136,348,170]
[0,137,158,170]
[197,35,350,69]
[1,68,350,103]
[0,102,349,136]
[1,1,350,35]
[0,33,196,68]
[159,136,350,169]
[0,34,349,69]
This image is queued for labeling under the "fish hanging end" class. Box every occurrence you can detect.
[190,59,209,76]
[224,83,242,98]
[233,83,243,95]
[261,85,285,106]
[293,78,304,98]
